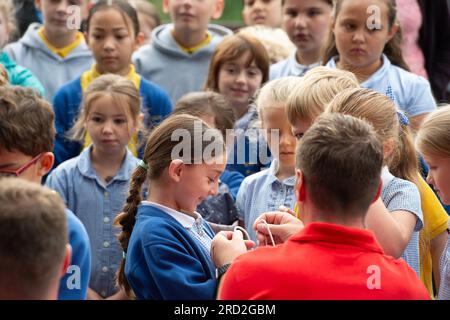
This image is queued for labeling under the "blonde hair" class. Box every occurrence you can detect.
[416,105,450,158]
[0,64,9,86]
[0,0,17,45]
[326,87,419,187]
[70,74,142,142]
[128,0,161,26]
[114,114,225,296]
[238,26,296,64]
[256,76,303,118]
[286,66,359,124]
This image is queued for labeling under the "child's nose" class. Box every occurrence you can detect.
[235,71,247,84]
[102,121,114,134]
[294,14,307,28]
[426,172,434,185]
[352,29,365,43]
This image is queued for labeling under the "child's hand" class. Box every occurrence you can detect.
[211,230,255,268]
[253,211,304,246]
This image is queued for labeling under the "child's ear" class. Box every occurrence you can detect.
[60,244,72,278]
[211,0,225,20]
[34,0,42,11]
[37,152,55,177]
[372,180,382,204]
[387,22,399,43]
[135,31,145,49]
[162,0,170,14]
[168,159,185,183]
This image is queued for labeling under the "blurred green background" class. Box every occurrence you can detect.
[150,0,245,29]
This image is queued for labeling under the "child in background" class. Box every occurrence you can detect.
[286,66,449,297]
[238,25,295,64]
[205,33,270,177]
[324,0,436,131]
[0,0,45,96]
[133,0,230,105]
[4,0,94,101]
[53,0,172,168]
[326,88,424,277]
[47,75,141,300]
[0,178,71,300]
[115,114,250,299]
[416,106,450,300]
[0,63,8,86]
[237,77,301,242]
[172,91,245,226]
[0,86,91,300]
[270,0,332,79]
[128,0,161,45]
[242,0,283,28]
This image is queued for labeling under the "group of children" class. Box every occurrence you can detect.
[0,0,449,300]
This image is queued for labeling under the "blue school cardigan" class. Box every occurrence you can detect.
[125,205,217,300]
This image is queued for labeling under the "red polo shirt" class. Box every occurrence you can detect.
[219,222,429,300]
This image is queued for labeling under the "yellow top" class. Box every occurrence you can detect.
[418,176,449,298]
[38,27,84,58]
[80,64,141,156]
[173,30,212,55]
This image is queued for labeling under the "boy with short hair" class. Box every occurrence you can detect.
[4,0,94,101]
[241,0,283,28]
[133,0,230,105]
[0,86,91,300]
[214,113,430,299]
[0,178,71,300]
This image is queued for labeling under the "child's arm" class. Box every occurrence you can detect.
[366,198,418,258]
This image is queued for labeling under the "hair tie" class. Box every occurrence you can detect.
[397,111,409,126]
[138,160,149,171]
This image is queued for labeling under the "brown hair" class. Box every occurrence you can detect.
[69,74,142,142]
[416,105,450,158]
[0,86,54,156]
[172,91,235,138]
[297,113,383,216]
[322,0,409,71]
[204,33,270,92]
[128,0,161,27]
[114,114,225,296]
[326,87,419,187]
[0,178,67,299]
[86,0,140,36]
[286,66,359,124]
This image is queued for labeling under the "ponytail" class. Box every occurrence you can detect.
[114,165,148,297]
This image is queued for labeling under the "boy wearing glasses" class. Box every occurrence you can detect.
[0,85,91,300]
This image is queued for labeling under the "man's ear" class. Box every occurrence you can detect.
[37,152,55,177]
[295,169,306,202]
[60,244,72,278]
[162,0,170,14]
[372,179,382,204]
[168,159,185,183]
[211,0,225,20]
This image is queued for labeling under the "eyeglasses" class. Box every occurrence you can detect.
[0,153,43,177]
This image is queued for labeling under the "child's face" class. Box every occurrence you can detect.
[217,51,263,110]
[242,0,283,28]
[282,0,332,60]
[262,106,296,170]
[86,8,138,76]
[85,94,135,156]
[423,154,450,205]
[290,117,313,140]
[163,0,223,35]
[174,159,226,213]
[333,0,397,72]
[0,148,43,183]
[0,12,10,48]
[35,0,82,36]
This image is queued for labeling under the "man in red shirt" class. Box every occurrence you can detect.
[213,113,429,300]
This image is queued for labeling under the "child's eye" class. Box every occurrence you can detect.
[91,116,103,123]
[114,118,127,125]
[225,67,236,74]
[115,34,127,40]
[246,68,261,77]
[245,0,255,6]
[91,34,103,40]
[285,10,298,18]
[307,9,321,17]
[294,132,304,140]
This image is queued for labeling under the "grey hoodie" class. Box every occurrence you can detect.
[4,23,94,101]
[133,23,232,105]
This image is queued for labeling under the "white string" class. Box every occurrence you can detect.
[233,226,250,241]
[259,219,276,247]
